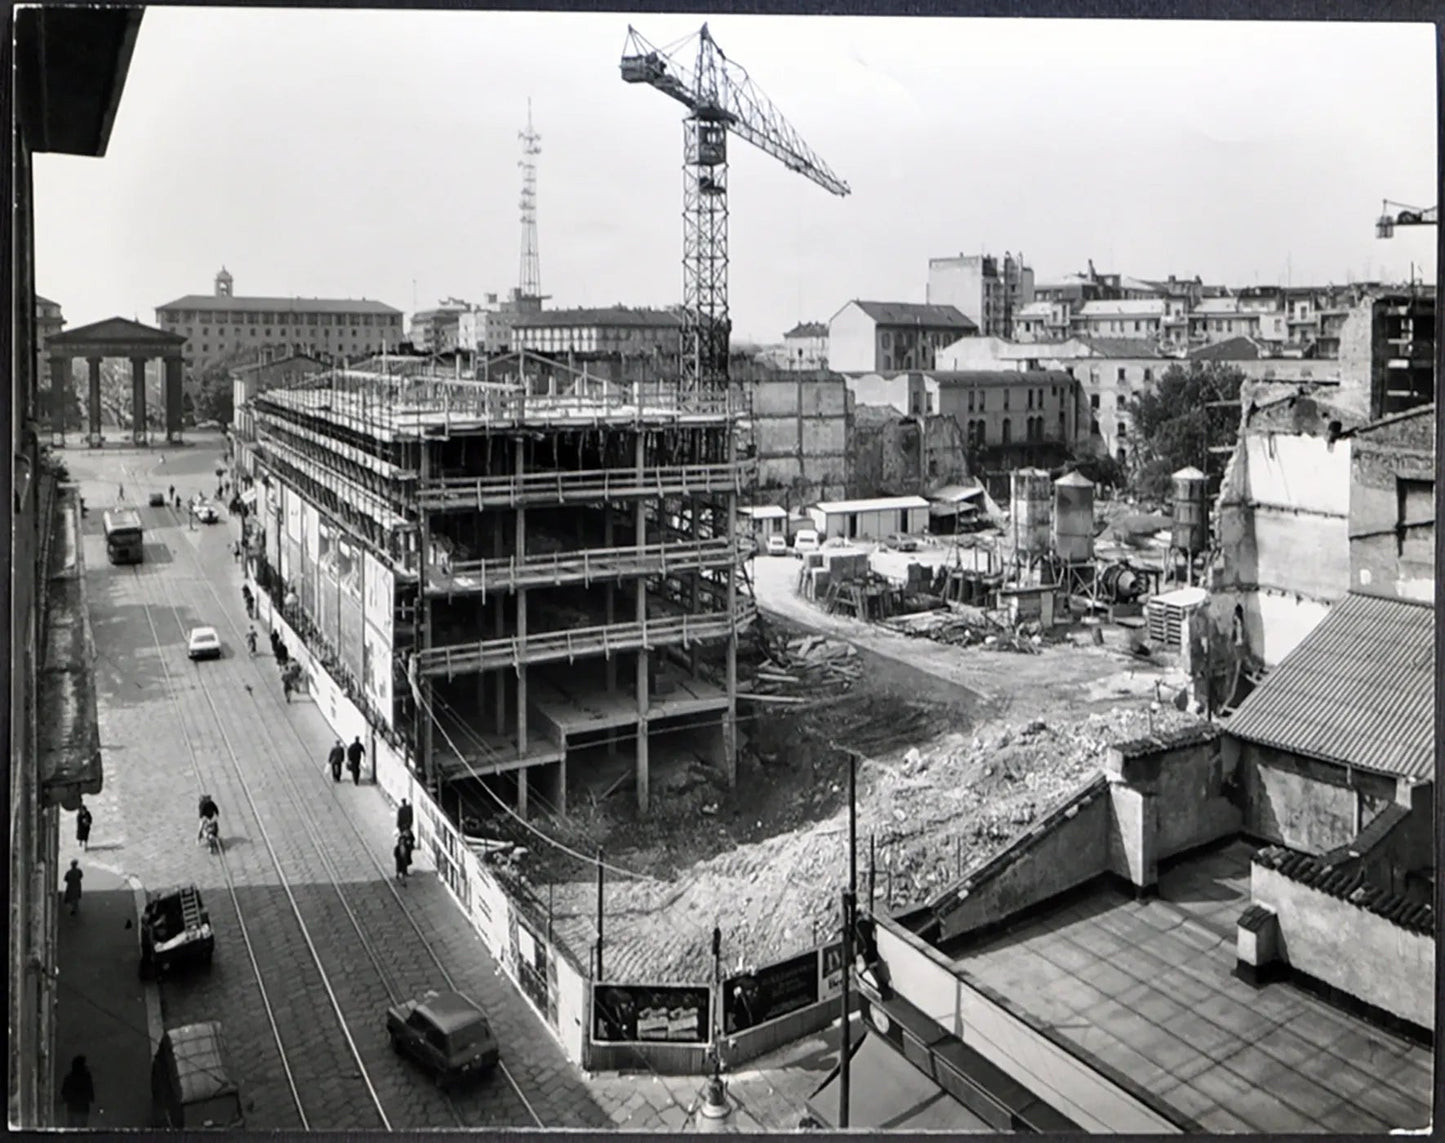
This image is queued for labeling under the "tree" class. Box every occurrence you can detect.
[1127,362,1244,501]
[1068,452,1128,494]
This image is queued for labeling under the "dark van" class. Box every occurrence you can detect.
[150,1022,244,1129]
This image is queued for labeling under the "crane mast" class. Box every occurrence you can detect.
[622,23,850,392]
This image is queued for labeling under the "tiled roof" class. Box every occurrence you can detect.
[1112,722,1220,760]
[1253,846,1434,934]
[1225,592,1434,780]
[931,369,1074,386]
[156,294,402,315]
[1072,337,1165,359]
[785,321,828,338]
[1189,336,1262,360]
[512,307,682,329]
[848,301,976,329]
[1078,299,1167,316]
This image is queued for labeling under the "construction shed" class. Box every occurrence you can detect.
[740,504,789,542]
[807,496,931,541]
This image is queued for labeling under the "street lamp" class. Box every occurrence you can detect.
[1376,200,1438,239]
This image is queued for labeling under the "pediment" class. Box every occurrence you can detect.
[47,316,187,352]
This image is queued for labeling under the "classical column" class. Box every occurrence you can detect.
[164,356,184,442]
[130,357,148,445]
[86,357,102,446]
[49,355,71,446]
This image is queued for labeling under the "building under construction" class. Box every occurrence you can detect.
[246,353,754,816]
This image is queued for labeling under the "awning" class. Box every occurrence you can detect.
[240,488,258,506]
[806,1034,990,1131]
[928,484,984,504]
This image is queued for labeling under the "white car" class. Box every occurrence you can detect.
[765,535,790,557]
[193,500,219,524]
[187,627,222,661]
[792,529,821,558]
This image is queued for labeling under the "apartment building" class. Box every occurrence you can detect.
[828,301,977,373]
[781,321,829,371]
[156,268,404,368]
[409,299,471,353]
[925,252,1035,338]
[245,357,753,821]
[511,306,682,362]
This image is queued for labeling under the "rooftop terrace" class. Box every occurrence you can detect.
[946,841,1433,1132]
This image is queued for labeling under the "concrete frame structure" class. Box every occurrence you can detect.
[245,350,753,819]
[44,317,186,447]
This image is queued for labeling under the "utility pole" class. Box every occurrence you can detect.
[595,850,605,981]
[838,744,858,1128]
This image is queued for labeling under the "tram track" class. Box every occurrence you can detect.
[144,504,544,1128]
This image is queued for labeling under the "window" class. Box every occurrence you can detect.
[1398,478,1433,560]
[978,391,985,412]
[1090,393,1100,410]
[967,390,975,412]
[1027,389,1034,410]
[1001,418,1011,444]
[1003,390,1010,411]
[1144,368,1153,382]
[1117,421,1128,439]
[1117,368,1126,382]
[1091,417,1100,435]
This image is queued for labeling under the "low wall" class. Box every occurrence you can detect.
[874,918,1184,1133]
[1251,848,1435,1031]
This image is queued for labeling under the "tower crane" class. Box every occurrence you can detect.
[1375,199,1437,238]
[621,23,850,392]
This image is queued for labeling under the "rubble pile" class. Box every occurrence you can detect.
[562,703,1205,981]
[743,633,862,699]
[880,606,1044,653]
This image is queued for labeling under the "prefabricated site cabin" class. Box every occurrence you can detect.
[740,505,789,543]
[808,496,931,541]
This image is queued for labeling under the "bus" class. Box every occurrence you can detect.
[103,508,145,565]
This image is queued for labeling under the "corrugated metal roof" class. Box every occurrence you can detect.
[1225,592,1434,781]
[813,495,930,513]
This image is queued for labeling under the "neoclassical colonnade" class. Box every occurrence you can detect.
[44,317,188,446]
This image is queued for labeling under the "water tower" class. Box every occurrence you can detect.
[1011,468,1053,560]
[1052,470,1096,564]
[1170,465,1210,584]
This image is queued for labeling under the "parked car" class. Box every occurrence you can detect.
[139,885,215,979]
[387,989,500,1088]
[792,529,821,557]
[151,1022,244,1130]
[194,500,219,524]
[148,491,167,507]
[187,627,222,661]
[765,535,790,557]
[881,533,920,552]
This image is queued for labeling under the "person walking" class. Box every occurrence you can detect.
[60,1055,95,1127]
[281,674,293,704]
[328,739,345,783]
[246,627,258,656]
[275,640,289,669]
[347,736,364,785]
[396,798,413,835]
[63,859,83,916]
[393,834,413,882]
[75,803,93,852]
[168,484,175,502]
[116,482,124,501]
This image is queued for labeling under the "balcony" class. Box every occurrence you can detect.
[425,536,749,597]
[416,457,755,511]
[415,598,756,679]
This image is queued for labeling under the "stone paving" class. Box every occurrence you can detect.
[62,438,839,1133]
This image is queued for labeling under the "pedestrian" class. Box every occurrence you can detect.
[59,1055,95,1128]
[168,484,175,501]
[347,736,364,785]
[63,859,83,916]
[328,739,345,782]
[276,640,289,668]
[396,798,413,834]
[117,482,124,501]
[246,626,258,655]
[75,803,92,852]
[282,675,293,703]
[393,836,412,882]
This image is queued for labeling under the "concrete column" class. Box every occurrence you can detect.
[81,357,102,446]
[635,430,649,815]
[494,602,507,733]
[164,356,184,442]
[724,431,738,788]
[517,766,528,818]
[554,760,567,817]
[130,357,148,445]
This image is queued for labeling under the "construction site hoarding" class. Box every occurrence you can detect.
[337,534,364,684]
[285,483,302,543]
[591,984,712,1045]
[317,518,341,653]
[362,550,395,646]
[723,949,819,1034]
[361,621,394,728]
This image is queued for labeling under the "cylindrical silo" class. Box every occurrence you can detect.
[1171,466,1209,552]
[1011,468,1053,558]
[1052,470,1096,563]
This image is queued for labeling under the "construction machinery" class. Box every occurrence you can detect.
[1375,200,1438,238]
[621,23,850,393]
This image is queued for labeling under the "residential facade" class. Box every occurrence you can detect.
[925,252,1034,338]
[511,306,682,363]
[932,369,1076,471]
[156,268,404,369]
[781,320,829,371]
[828,301,977,373]
[409,299,470,352]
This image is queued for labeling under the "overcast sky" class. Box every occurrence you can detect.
[33,10,1439,344]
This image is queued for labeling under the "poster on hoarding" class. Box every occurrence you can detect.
[591,985,711,1045]
[285,486,301,542]
[723,950,820,1034]
[362,550,395,645]
[819,941,845,1002]
[361,621,394,727]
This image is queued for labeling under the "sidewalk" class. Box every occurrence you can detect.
[54,859,161,1129]
[585,1013,863,1131]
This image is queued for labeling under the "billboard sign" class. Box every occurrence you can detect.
[362,550,395,645]
[591,984,711,1045]
[722,950,821,1034]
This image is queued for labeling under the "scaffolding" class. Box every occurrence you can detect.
[248,358,751,819]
